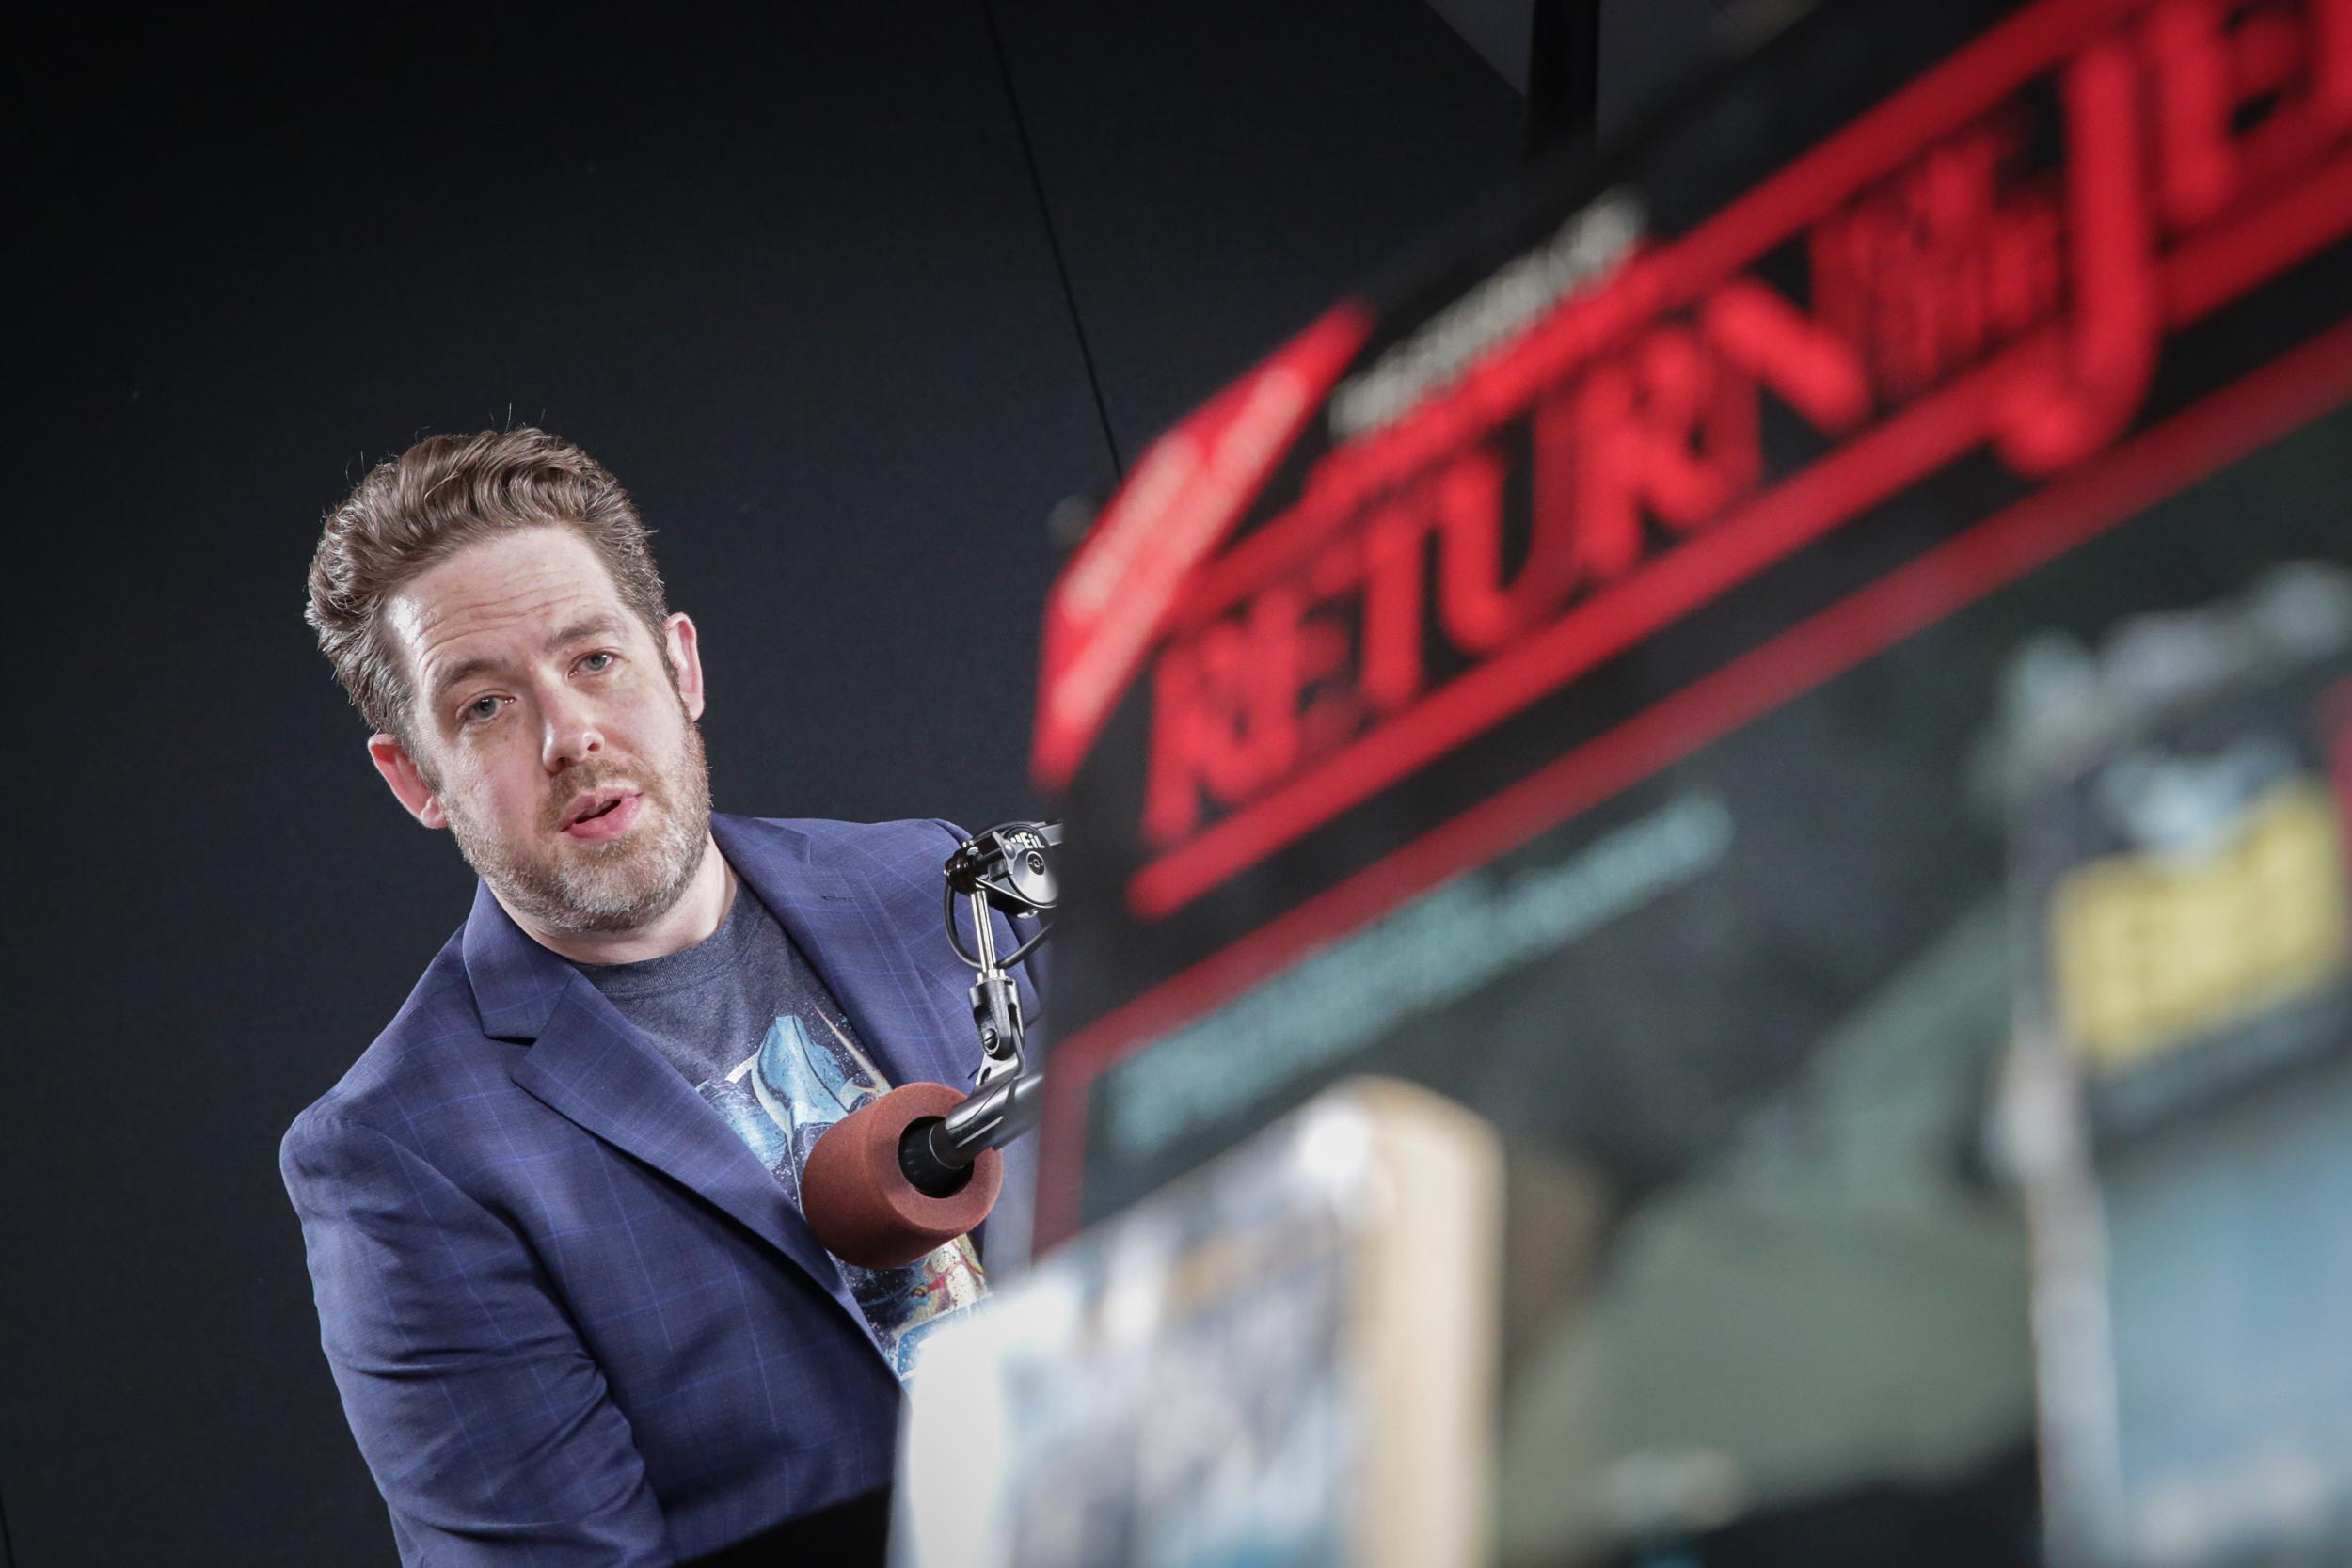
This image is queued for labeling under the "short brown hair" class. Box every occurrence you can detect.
[306,428,669,741]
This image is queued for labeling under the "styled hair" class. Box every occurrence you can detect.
[306,428,669,741]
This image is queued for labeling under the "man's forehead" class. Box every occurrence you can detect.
[388,530,639,682]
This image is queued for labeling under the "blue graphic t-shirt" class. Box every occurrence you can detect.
[572,881,987,1379]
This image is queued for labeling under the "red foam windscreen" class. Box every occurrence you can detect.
[801,1081,1004,1270]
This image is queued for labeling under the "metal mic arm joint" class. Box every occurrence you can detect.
[908,821,1061,1189]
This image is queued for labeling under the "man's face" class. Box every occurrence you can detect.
[369,527,713,936]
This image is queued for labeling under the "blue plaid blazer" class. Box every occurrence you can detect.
[282,815,1029,1566]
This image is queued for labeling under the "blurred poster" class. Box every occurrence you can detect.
[898,1078,1502,1568]
[1026,0,2352,1561]
[2004,576,2352,1568]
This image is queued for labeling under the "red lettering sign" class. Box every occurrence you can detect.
[1115,0,2352,919]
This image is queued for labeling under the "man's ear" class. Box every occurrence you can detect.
[663,611,707,721]
[369,733,449,829]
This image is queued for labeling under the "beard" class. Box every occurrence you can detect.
[437,707,714,937]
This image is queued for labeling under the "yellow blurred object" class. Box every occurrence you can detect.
[2052,781,2349,1070]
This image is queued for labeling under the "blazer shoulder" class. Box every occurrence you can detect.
[733,813,968,881]
[736,813,964,852]
[282,934,507,1159]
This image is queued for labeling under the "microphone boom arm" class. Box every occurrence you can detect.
[898,823,1059,1197]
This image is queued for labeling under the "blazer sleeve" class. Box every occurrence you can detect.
[282,1111,669,1567]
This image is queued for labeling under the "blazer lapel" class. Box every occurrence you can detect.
[461,880,872,1335]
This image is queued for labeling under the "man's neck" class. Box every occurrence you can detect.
[504,836,739,966]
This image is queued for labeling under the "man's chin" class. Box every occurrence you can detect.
[459,819,709,939]
[541,841,707,934]
[513,875,692,936]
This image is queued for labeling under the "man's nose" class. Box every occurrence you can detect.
[541,688,605,772]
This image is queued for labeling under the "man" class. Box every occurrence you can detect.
[283,428,1025,1566]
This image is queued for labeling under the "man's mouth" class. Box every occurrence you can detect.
[560,788,643,842]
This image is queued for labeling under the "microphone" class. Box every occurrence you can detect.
[799,822,1059,1271]
[801,1082,1005,1270]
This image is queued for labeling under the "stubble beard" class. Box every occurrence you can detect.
[439,711,715,937]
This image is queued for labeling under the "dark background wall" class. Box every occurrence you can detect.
[6,3,1723,1561]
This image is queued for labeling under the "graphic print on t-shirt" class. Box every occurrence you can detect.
[699,1010,988,1380]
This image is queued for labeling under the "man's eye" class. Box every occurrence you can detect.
[465,695,503,722]
[580,651,616,673]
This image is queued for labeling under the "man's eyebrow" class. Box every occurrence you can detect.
[427,654,504,706]
[546,614,626,653]
[425,616,630,707]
